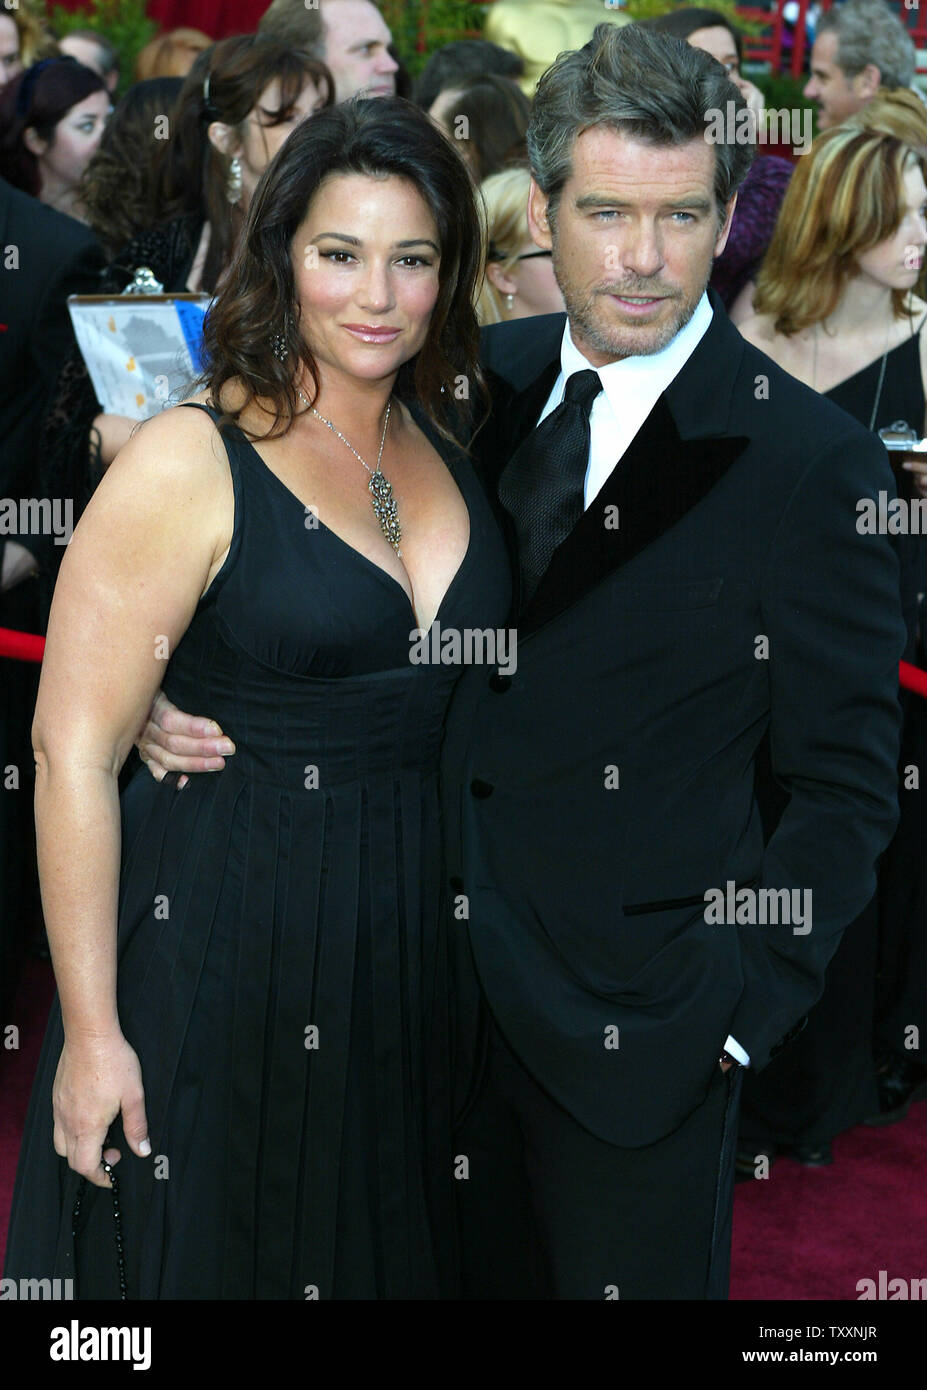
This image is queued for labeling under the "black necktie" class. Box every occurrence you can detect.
[498,368,602,605]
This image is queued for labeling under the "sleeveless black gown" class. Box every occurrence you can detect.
[825,330,926,450]
[3,398,512,1298]
[828,333,927,1078]
[740,327,927,1154]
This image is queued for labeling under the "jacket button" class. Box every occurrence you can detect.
[449,875,464,893]
[489,672,511,692]
[470,778,494,799]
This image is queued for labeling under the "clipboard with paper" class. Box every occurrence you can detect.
[67,281,211,421]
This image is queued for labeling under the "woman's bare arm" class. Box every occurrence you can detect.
[34,403,230,1184]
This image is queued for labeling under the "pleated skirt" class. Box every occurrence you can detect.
[3,759,456,1299]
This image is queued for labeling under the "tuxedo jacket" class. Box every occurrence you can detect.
[441,295,907,1147]
[0,177,104,578]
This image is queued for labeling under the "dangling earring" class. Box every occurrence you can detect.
[272,312,292,363]
[505,293,515,312]
[226,155,243,205]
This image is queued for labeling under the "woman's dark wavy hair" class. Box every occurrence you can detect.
[438,73,531,183]
[201,97,488,447]
[79,77,184,254]
[155,34,334,294]
[0,56,106,196]
[643,7,744,65]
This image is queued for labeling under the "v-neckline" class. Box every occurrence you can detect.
[823,310,927,397]
[231,409,474,633]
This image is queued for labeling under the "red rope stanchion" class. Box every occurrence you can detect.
[900,659,927,700]
[0,626,44,663]
[2,625,927,697]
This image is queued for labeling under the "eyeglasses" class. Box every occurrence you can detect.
[515,249,552,262]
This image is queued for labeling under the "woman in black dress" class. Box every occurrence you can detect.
[737,126,927,1166]
[3,98,511,1298]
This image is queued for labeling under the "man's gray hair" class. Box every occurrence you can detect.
[259,0,385,57]
[258,0,324,54]
[63,28,120,79]
[818,0,916,88]
[526,24,754,227]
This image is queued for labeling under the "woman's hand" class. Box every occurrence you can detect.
[136,690,236,789]
[902,457,927,498]
[52,1032,150,1188]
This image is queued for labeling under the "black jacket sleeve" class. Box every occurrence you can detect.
[730,425,907,1070]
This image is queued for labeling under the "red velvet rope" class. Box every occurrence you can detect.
[900,658,927,699]
[1,623,926,698]
[0,626,45,663]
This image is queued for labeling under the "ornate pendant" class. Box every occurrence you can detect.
[369,471,402,555]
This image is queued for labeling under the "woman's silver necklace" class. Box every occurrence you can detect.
[297,389,401,555]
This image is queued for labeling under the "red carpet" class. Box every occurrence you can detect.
[730,1099,927,1300]
[3,958,926,1296]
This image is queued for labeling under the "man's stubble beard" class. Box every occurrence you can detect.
[552,245,709,362]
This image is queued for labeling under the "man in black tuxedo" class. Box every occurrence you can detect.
[0,174,103,594]
[136,27,906,1298]
[437,24,905,1299]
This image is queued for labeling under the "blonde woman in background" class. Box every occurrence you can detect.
[135,28,213,82]
[477,165,564,325]
[737,128,927,440]
[849,86,927,152]
[0,11,22,88]
[0,0,55,86]
[847,88,927,321]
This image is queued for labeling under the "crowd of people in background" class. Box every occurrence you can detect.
[1,0,926,1211]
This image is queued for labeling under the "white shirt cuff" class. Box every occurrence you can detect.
[723,1034,750,1067]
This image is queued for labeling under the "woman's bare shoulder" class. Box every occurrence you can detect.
[181,386,216,408]
[181,379,245,411]
[135,373,269,447]
[104,392,236,500]
[182,379,282,437]
[736,311,778,351]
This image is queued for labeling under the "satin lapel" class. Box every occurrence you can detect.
[519,395,750,634]
[503,360,562,467]
[483,359,561,616]
[480,311,566,391]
